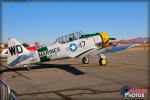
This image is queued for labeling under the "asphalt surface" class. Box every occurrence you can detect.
[0,48,149,100]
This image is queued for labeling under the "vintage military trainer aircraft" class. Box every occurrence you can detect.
[7,31,137,69]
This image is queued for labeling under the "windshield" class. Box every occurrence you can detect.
[53,31,84,44]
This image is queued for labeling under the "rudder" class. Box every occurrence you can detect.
[7,37,29,66]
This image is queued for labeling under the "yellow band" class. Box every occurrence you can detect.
[99,32,109,47]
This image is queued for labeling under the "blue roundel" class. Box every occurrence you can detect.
[69,43,77,52]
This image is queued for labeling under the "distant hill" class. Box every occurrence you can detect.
[118,37,150,44]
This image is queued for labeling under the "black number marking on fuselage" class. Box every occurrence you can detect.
[79,41,85,48]
[9,45,23,55]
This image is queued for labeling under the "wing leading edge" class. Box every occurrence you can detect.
[98,44,139,54]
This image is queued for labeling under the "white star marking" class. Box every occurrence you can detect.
[71,45,76,50]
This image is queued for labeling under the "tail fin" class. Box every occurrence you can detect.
[7,37,29,66]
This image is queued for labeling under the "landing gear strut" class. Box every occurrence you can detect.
[99,54,107,66]
[82,57,89,64]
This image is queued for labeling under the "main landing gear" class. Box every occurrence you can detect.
[82,54,107,66]
[99,54,107,66]
[82,57,89,64]
[23,65,31,71]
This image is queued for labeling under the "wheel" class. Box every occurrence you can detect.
[26,67,30,71]
[99,58,107,66]
[82,57,89,64]
[23,65,30,71]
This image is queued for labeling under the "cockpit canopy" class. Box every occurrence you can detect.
[53,31,84,44]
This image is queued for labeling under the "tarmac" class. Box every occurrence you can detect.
[0,47,149,100]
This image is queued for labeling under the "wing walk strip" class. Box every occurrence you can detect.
[0,63,32,80]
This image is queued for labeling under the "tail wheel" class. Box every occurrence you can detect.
[23,65,30,71]
[82,57,89,64]
[99,58,107,66]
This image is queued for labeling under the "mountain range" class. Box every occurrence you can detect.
[118,37,150,43]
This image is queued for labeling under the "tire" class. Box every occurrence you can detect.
[26,67,30,71]
[24,65,30,71]
[99,58,107,66]
[82,57,89,64]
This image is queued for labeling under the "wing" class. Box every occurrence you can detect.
[75,44,139,59]
[98,44,139,54]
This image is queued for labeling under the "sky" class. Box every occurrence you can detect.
[2,2,148,44]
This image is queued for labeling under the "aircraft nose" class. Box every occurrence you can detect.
[99,32,109,47]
